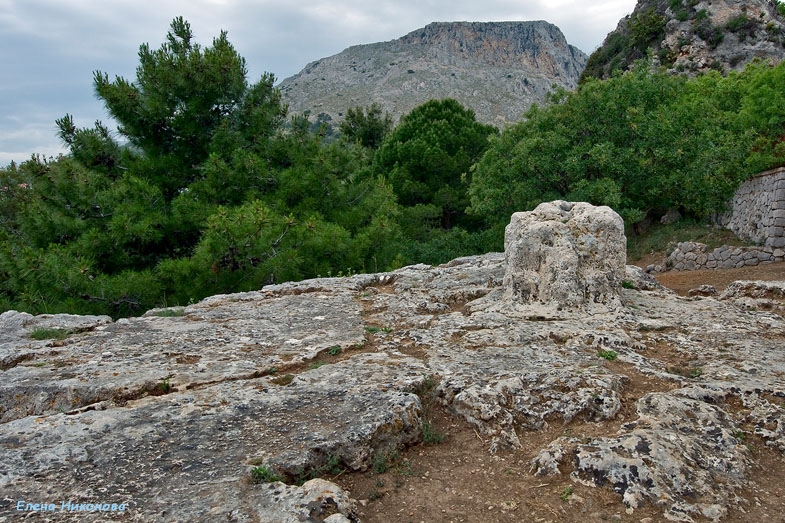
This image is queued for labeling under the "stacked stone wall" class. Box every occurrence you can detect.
[647,167,785,273]
[655,241,784,273]
[716,166,785,249]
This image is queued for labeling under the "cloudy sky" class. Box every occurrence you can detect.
[0,0,637,166]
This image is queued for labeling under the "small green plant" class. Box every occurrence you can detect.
[734,429,747,442]
[372,449,400,474]
[155,376,172,395]
[293,454,345,485]
[621,280,635,290]
[421,420,445,444]
[328,346,342,356]
[598,350,618,361]
[30,327,71,341]
[689,367,703,379]
[364,325,393,334]
[250,465,282,484]
[560,486,574,501]
[270,374,294,386]
[308,361,326,370]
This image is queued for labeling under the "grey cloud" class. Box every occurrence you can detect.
[0,0,636,165]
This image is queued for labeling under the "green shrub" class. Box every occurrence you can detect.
[250,466,282,484]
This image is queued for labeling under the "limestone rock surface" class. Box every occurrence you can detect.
[499,201,626,316]
[2,203,785,522]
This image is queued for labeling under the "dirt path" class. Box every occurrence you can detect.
[653,261,785,296]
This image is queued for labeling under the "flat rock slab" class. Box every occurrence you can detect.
[1,353,424,521]
[0,291,365,423]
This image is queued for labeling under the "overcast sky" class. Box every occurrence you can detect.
[0,0,637,166]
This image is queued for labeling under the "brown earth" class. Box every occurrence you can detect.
[333,261,785,523]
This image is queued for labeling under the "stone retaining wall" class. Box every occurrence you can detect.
[650,241,785,273]
[716,166,785,249]
[646,168,785,273]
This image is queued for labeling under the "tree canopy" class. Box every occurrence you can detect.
[3,21,784,318]
[468,61,780,229]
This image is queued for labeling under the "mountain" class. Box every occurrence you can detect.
[278,21,587,129]
[583,0,785,81]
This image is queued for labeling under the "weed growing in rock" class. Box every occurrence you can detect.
[364,326,393,334]
[250,466,282,484]
[413,375,447,445]
[154,377,172,395]
[294,454,345,485]
[270,374,294,386]
[560,486,573,501]
[598,350,618,361]
[150,308,186,317]
[328,345,342,356]
[622,280,635,289]
[30,328,71,340]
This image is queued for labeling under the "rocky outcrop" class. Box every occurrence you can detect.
[584,0,785,80]
[500,201,626,316]
[278,21,587,129]
[2,202,785,522]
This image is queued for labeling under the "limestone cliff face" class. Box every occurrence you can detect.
[278,21,587,128]
[584,0,785,80]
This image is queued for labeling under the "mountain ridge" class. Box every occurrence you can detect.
[278,21,587,129]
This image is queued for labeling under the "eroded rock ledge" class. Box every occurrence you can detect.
[1,202,785,522]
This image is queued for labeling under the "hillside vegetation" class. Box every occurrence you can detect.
[582,0,785,81]
[2,18,785,317]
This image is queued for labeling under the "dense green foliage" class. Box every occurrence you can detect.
[339,103,392,149]
[469,60,785,231]
[3,18,785,318]
[373,99,498,230]
[0,19,498,317]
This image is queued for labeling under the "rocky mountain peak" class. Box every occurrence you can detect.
[583,0,785,80]
[278,21,587,129]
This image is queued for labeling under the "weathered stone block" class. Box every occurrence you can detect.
[768,237,785,248]
[502,201,625,315]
